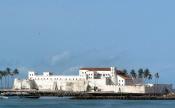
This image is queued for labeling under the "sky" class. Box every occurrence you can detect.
[0,0,175,84]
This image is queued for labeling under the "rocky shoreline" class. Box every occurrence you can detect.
[1,89,175,100]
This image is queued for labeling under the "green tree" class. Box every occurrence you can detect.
[0,71,3,89]
[123,69,128,75]
[148,73,152,83]
[154,72,159,95]
[143,68,150,83]
[12,69,19,88]
[155,72,159,84]
[6,67,11,89]
[130,69,137,79]
[0,68,19,89]
[2,70,7,89]
[13,68,19,77]
[138,68,144,78]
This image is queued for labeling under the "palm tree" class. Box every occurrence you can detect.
[130,69,137,84]
[123,69,128,75]
[0,71,3,89]
[13,68,19,77]
[2,70,7,89]
[154,72,159,95]
[154,72,159,85]
[130,69,137,78]
[143,68,150,83]
[12,68,19,88]
[0,71,5,89]
[138,68,144,78]
[6,67,11,89]
[138,68,144,84]
[10,71,14,88]
[155,73,159,79]
[148,73,152,83]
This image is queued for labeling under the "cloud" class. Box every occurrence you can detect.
[50,51,71,66]
[62,66,83,75]
[25,49,128,75]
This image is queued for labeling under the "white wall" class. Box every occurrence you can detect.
[79,67,117,84]
[145,84,173,94]
[32,76,87,91]
[14,70,173,94]
[93,84,173,94]
[13,79,37,90]
[117,76,125,86]
[99,85,145,93]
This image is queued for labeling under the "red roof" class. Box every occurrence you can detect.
[116,70,132,80]
[116,70,123,74]
[80,68,111,71]
[118,75,132,80]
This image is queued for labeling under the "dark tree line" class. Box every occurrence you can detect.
[122,68,159,84]
[0,67,19,89]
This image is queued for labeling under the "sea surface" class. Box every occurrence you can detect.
[0,96,175,108]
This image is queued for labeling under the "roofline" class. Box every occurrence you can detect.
[80,68,112,71]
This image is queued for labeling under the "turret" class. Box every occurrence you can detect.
[28,71,36,79]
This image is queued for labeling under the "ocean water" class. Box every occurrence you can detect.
[0,97,175,108]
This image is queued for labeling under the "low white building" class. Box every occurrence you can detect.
[13,67,173,94]
[27,71,87,91]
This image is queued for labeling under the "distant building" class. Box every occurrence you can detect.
[13,67,172,94]
[27,71,86,91]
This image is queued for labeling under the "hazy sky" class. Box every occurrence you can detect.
[0,0,175,84]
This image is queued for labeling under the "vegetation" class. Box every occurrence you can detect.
[138,68,144,79]
[130,69,137,79]
[122,68,160,84]
[0,67,19,89]
[123,69,128,75]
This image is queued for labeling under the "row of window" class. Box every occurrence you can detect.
[118,84,124,86]
[30,77,83,81]
[88,76,93,79]
[82,73,111,77]
[102,74,110,77]
[119,80,124,82]
[29,74,34,76]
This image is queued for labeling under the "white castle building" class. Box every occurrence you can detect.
[13,67,172,94]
